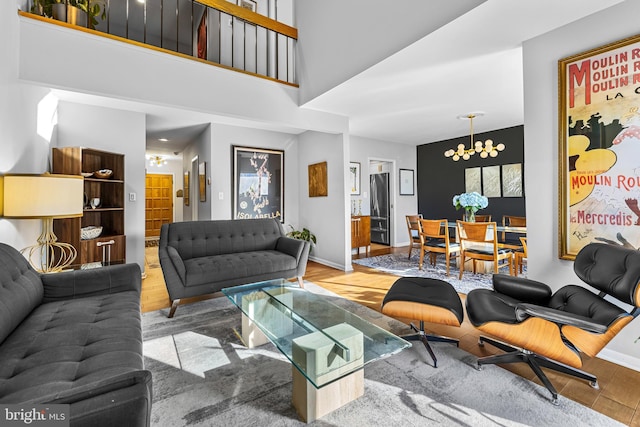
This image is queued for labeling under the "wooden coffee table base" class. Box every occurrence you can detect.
[292,367,364,423]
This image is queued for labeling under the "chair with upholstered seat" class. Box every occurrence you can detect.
[418,219,460,276]
[499,215,526,249]
[473,214,492,222]
[456,220,513,279]
[514,236,527,275]
[465,242,640,404]
[406,214,423,259]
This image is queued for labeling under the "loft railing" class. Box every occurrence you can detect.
[21,0,298,86]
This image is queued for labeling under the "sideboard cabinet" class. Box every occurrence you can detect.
[351,215,371,256]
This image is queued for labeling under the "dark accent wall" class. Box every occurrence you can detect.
[417,125,525,221]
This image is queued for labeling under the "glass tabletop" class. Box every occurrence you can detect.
[222,279,410,388]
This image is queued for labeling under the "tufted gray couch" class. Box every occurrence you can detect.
[0,243,152,426]
[159,218,310,318]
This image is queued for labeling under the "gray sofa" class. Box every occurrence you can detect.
[0,243,152,427]
[159,218,310,317]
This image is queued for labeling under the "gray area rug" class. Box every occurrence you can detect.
[142,282,620,427]
[352,252,526,295]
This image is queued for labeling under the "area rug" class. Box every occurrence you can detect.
[141,282,621,427]
[352,252,524,295]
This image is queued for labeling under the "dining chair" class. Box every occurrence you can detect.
[474,214,492,222]
[406,214,423,259]
[418,219,460,276]
[499,215,527,249]
[456,220,513,279]
[514,236,527,275]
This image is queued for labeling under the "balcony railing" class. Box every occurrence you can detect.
[21,0,298,86]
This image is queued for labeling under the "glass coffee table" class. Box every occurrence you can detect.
[222,279,410,422]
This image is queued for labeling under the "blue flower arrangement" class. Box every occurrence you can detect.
[452,192,489,220]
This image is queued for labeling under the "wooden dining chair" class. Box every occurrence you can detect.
[474,214,492,222]
[514,236,528,275]
[418,219,460,276]
[405,214,423,259]
[456,220,513,279]
[500,215,527,249]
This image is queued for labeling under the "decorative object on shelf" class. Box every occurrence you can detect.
[286,225,317,253]
[352,200,356,215]
[147,155,167,167]
[349,162,361,195]
[81,172,93,177]
[94,169,113,179]
[81,225,103,240]
[358,199,362,216]
[452,191,488,222]
[0,173,83,272]
[90,197,101,209]
[444,113,505,161]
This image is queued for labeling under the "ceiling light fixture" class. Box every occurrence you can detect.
[444,113,505,161]
[147,155,167,167]
[158,138,168,142]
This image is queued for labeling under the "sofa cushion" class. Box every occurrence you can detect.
[165,218,284,260]
[0,243,44,345]
[0,290,143,403]
[183,250,298,287]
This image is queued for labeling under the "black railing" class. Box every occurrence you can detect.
[23,0,297,85]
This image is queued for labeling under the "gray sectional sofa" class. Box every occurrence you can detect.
[159,218,310,317]
[0,243,152,427]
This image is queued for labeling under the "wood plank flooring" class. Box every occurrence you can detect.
[142,244,640,426]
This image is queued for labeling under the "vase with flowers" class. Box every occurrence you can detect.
[452,191,489,222]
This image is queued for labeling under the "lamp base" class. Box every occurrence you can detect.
[21,218,77,273]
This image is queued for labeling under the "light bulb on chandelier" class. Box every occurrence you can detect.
[147,155,167,167]
[444,113,505,161]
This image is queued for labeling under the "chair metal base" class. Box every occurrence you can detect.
[476,336,598,405]
[403,321,459,368]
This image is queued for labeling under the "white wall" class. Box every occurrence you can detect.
[56,101,146,270]
[523,0,640,370]
[350,135,417,248]
[298,130,350,270]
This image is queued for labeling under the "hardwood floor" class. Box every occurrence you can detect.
[142,244,640,426]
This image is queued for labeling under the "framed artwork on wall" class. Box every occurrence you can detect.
[238,0,256,12]
[233,146,284,221]
[349,162,361,195]
[465,167,482,194]
[502,163,522,197]
[558,33,640,259]
[482,166,501,198]
[399,168,414,195]
[308,161,328,197]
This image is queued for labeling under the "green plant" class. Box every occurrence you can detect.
[70,0,106,28]
[286,225,317,252]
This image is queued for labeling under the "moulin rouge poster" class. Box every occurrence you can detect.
[559,34,640,259]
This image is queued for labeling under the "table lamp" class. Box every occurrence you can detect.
[0,173,83,273]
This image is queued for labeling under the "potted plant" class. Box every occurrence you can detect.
[452,191,488,222]
[70,0,106,29]
[286,225,317,253]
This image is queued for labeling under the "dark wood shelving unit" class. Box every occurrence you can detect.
[52,147,126,266]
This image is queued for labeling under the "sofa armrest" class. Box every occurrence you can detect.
[162,246,186,284]
[276,236,305,261]
[41,263,142,303]
[27,370,152,427]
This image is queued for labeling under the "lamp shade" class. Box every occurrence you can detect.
[0,174,83,219]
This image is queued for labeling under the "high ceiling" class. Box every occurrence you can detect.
[55,0,624,157]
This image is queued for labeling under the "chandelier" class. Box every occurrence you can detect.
[444,113,505,161]
[147,155,167,167]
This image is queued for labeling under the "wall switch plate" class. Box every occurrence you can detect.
[129,192,136,202]
[219,192,224,200]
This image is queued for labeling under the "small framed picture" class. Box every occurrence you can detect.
[349,162,361,195]
[238,0,256,12]
[399,169,414,196]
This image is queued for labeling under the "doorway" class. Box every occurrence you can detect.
[145,173,174,239]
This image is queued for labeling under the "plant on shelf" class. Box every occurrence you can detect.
[452,191,488,222]
[70,0,106,29]
[286,225,317,253]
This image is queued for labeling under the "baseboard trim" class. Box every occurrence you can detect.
[309,256,350,272]
[598,348,640,372]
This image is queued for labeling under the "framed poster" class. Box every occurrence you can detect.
[233,146,284,221]
[559,33,640,259]
[502,163,523,197]
[399,169,414,195]
[482,166,501,198]
[349,162,361,195]
[465,167,482,194]
[308,161,328,197]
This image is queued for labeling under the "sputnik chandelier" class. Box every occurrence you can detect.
[444,113,505,161]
